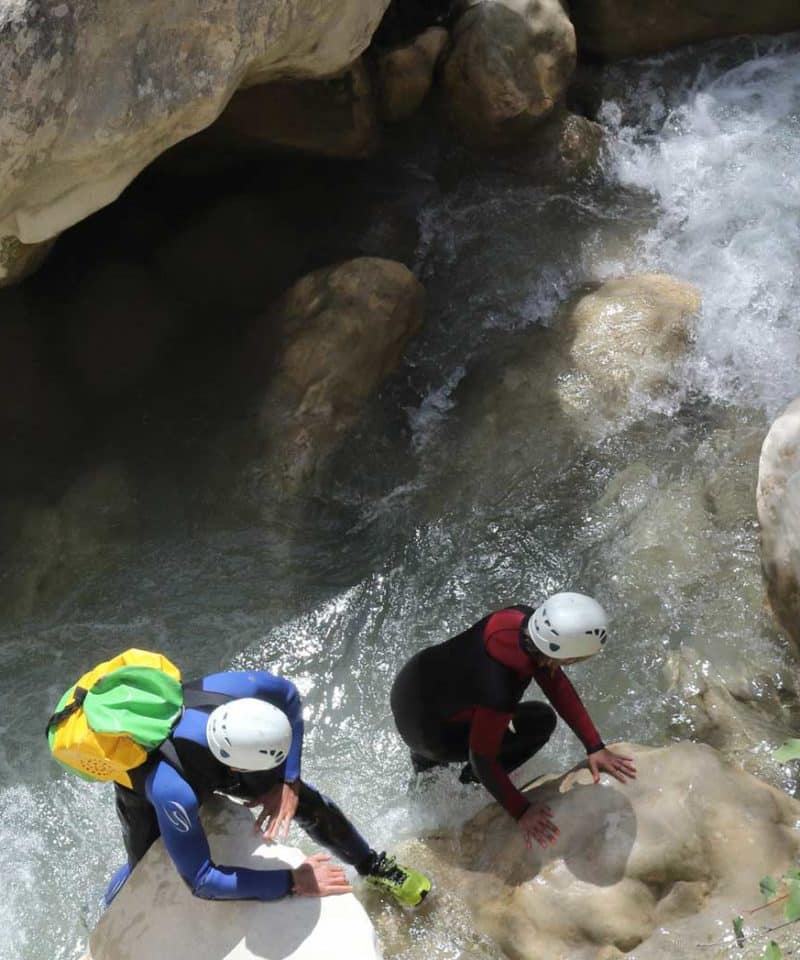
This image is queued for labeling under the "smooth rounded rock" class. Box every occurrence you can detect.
[441,0,576,147]
[84,799,382,960]
[757,397,800,647]
[251,257,425,493]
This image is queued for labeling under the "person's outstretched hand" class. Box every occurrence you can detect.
[518,804,559,849]
[291,853,353,897]
[247,781,300,840]
[587,748,637,784]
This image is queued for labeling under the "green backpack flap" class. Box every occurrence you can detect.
[85,666,184,748]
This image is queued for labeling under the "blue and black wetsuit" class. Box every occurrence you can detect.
[390,606,605,820]
[107,670,374,904]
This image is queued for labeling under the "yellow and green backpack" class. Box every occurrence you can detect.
[46,649,184,789]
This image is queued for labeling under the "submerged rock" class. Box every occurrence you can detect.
[394,742,800,960]
[757,397,800,648]
[251,257,425,494]
[447,273,699,498]
[561,273,699,424]
[0,0,390,248]
[665,646,800,788]
[441,0,576,147]
[83,799,382,960]
[569,0,800,59]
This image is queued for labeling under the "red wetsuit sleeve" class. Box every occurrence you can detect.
[468,706,530,820]
[534,666,604,753]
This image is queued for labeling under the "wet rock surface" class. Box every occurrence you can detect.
[83,799,382,960]
[386,742,800,960]
[757,397,800,648]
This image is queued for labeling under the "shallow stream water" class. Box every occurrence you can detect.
[2,32,800,960]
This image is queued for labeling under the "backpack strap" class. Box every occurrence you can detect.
[181,686,235,711]
[45,686,88,736]
[153,683,237,783]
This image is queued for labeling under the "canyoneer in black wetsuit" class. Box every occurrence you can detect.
[390,592,637,849]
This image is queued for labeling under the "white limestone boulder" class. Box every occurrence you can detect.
[85,798,382,960]
[757,396,800,647]
[0,0,390,247]
[380,742,800,960]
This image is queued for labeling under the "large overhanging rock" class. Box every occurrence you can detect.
[84,798,382,960]
[757,397,800,648]
[569,0,800,60]
[390,743,800,960]
[441,0,576,147]
[0,0,390,246]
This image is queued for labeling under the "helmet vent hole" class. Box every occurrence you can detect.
[220,748,230,759]
[550,628,559,636]
[549,642,560,652]
[600,636,607,645]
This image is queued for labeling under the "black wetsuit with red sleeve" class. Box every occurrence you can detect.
[390,605,605,819]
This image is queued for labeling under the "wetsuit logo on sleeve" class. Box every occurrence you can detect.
[163,801,192,833]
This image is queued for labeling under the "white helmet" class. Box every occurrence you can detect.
[206,698,292,771]
[528,592,608,659]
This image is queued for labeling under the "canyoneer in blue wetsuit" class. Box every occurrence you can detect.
[390,593,637,849]
[106,670,430,907]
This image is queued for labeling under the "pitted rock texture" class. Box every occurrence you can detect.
[0,0,390,245]
[392,743,800,960]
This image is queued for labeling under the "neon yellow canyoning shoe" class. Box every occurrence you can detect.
[364,852,431,907]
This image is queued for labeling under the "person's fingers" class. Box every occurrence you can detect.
[309,853,330,864]
[255,810,271,834]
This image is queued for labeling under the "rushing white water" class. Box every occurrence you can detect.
[599,36,800,414]
[2,32,800,960]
